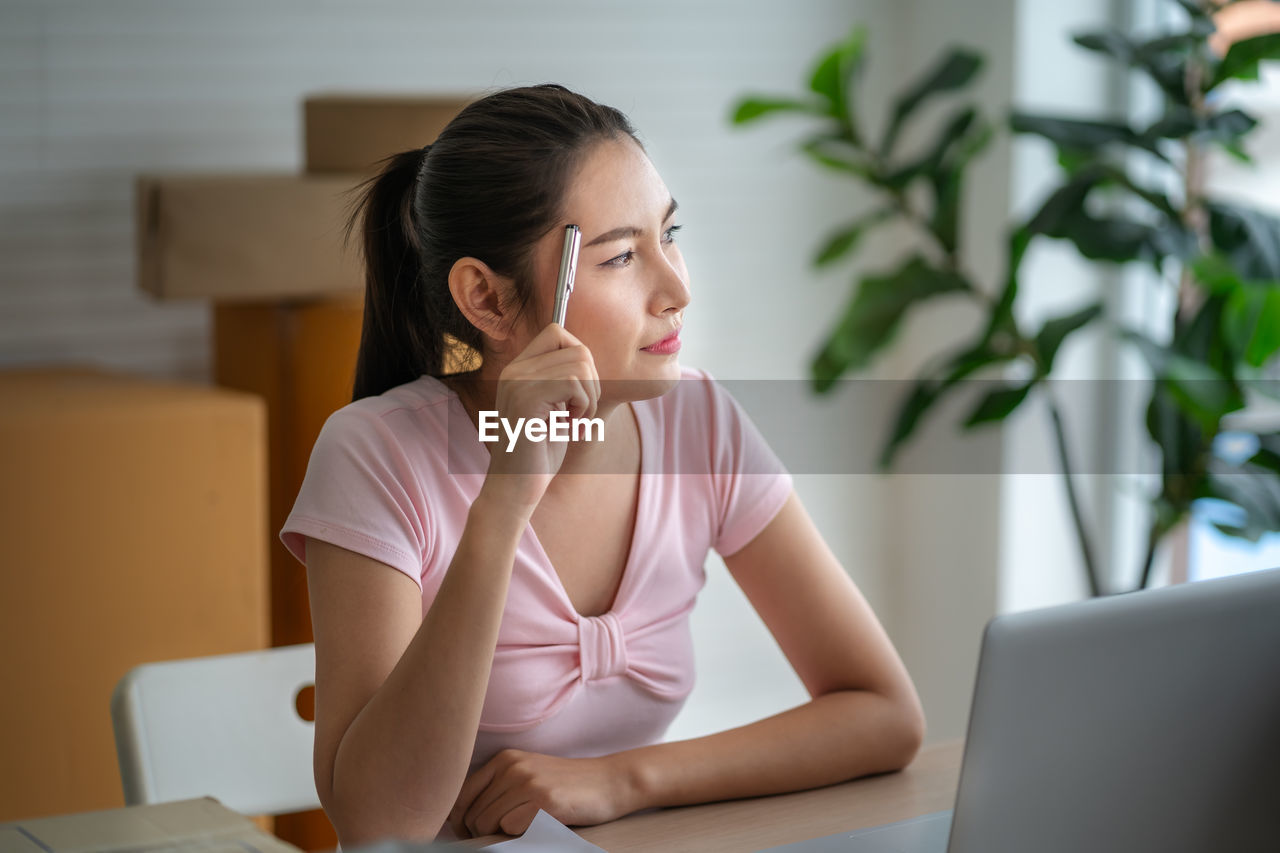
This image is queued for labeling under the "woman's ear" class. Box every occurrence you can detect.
[448,257,518,342]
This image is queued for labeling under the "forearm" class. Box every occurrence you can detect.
[619,689,925,812]
[328,488,531,843]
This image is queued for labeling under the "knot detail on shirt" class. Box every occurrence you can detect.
[577,612,629,682]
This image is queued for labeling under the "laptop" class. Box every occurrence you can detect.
[767,567,1280,853]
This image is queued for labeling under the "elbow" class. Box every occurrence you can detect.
[322,771,447,847]
[325,797,446,849]
[884,690,927,771]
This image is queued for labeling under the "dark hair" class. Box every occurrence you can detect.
[348,84,639,401]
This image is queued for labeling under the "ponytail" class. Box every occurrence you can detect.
[349,146,443,401]
[347,84,639,401]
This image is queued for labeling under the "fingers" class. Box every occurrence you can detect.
[502,365,598,421]
[460,761,521,836]
[450,750,551,838]
[466,784,534,837]
[496,801,541,837]
[499,332,600,422]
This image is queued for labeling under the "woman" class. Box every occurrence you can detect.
[282,84,924,846]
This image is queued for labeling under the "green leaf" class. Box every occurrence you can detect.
[809,47,843,103]
[1135,33,1197,105]
[1145,380,1205,492]
[931,166,963,253]
[1200,109,1258,142]
[1030,199,1173,266]
[1073,28,1192,104]
[1025,168,1099,234]
[811,257,971,390]
[882,106,978,189]
[806,26,869,136]
[810,26,868,101]
[731,97,823,125]
[1205,461,1280,541]
[1056,148,1099,175]
[929,118,993,253]
[1251,434,1280,476]
[1128,328,1246,433]
[880,382,946,469]
[879,342,1017,467]
[1191,253,1244,295]
[812,207,895,267]
[1218,137,1253,164]
[1229,286,1280,367]
[1103,166,1181,219]
[1147,108,1258,146]
[1023,168,1192,266]
[1177,292,1233,371]
[982,226,1031,344]
[1211,33,1280,90]
[1208,202,1280,280]
[799,135,876,180]
[1035,303,1104,373]
[879,48,983,158]
[1011,112,1169,162]
[1144,106,1198,140]
[1193,253,1280,366]
[963,381,1035,427]
[1073,29,1135,64]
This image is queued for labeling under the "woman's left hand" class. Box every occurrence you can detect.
[448,748,639,838]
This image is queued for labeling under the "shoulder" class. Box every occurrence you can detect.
[317,375,454,453]
[633,365,757,467]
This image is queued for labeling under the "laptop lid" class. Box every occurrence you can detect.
[947,567,1280,853]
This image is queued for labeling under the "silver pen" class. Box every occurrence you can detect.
[552,224,581,327]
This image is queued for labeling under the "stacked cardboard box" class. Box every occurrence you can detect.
[0,368,268,822]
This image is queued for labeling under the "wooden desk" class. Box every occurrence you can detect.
[467,741,962,852]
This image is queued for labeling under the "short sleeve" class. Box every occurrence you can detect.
[698,370,794,557]
[280,405,431,590]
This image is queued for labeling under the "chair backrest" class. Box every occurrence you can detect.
[111,643,320,816]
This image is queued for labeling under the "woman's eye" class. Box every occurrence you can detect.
[604,250,635,268]
[662,224,683,244]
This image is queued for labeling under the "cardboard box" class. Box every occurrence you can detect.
[135,173,365,301]
[0,368,269,821]
[212,299,364,650]
[0,797,302,853]
[304,94,472,173]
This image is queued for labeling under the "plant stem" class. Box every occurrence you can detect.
[1178,38,1210,326]
[1137,520,1161,591]
[1048,394,1103,597]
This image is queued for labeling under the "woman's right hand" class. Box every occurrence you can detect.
[478,323,599,514]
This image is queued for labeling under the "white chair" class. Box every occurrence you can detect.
[111,643,320,816]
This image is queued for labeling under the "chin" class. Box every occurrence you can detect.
[606,362,682,402]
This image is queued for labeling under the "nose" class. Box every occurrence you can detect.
[652,251,691,315]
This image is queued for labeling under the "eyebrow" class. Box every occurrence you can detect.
[583,198,679,248]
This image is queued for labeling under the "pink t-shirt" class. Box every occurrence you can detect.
[281,365,791,771]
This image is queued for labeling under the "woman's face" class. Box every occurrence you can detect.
[515,137,691,396]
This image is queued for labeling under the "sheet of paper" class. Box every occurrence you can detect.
[478,810,606,853]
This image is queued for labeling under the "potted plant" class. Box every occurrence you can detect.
[731,0,1280,596]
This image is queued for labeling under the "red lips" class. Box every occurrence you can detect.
[642,329,682,354]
